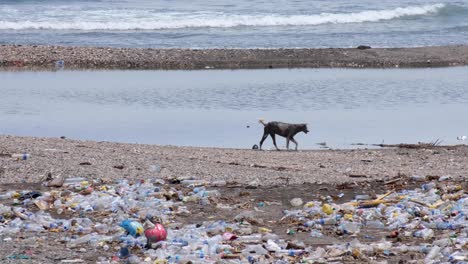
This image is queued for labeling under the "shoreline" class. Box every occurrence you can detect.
[1,135,467,186]
[1,44,468,70]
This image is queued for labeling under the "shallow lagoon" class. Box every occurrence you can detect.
[1,67,467,149]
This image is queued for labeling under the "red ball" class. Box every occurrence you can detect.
[144,223,167,242]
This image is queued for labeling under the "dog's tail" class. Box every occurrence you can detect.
[258,119,267,126]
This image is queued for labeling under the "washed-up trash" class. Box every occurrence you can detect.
[321,203,333,215]
[0,175,466,263]
[290,198,303,207]
[222,232,237,241]
[46,175,65,187]
[410,175,425,181]
[143,220,167,248]
[338,221,360,235]
[7,254,31,259]
[18,191,42,201]
[310,230,324,237]
[60,259,85,263]
[355,194,371,200]
[149,164,161,173]
[55,60,65,68]
[120,220,144,237]
[119,247,130,258]
[34,200,48,210]
[11,153,30,160]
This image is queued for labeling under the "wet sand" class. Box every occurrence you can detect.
[1,135,467,186]
[1,45,468,70]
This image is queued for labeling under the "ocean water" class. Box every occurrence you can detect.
[1,67,468,149]
[0,0,467,48]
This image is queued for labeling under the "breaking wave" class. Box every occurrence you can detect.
[0,3,447,30]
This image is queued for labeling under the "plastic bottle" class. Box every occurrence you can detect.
[169,239,189,247]
[355,195,371,200]
[413,229,434,240]
[211,180,227,187]
[438,175,451,181]
[24,223,44,232]
[204,190,221,197]
[181,180,206,187]
[237,234,262,243]
[314,217,338,225]
[95,223,109,234]
[69,233,94,247]
[365,220,385,229]
[421,182,436,191]
[449,251,467,262]
[276,249,305,256]
[0,193,11,201]
[433,222,453,230]
[410,175,425,181]
[242,245,268,255]
[11,153,30,160]
[425,245,441,262]
[310,230,324,238]
[339,222,360,234]
[64,177,87,185]
[433,238,453,247]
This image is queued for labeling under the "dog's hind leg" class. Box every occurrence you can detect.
[270,133,280,151]
[290,137,298,151]
[259,132,268,150]
[286,138,290,150]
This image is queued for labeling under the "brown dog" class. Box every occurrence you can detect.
[259,120,309,151]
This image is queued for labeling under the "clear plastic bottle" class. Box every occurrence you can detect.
[276,249,305,256]
[0,193,11,200]
[421,182,436,191]
[425,245,441,262]
[24,223,44,232]
[413,229,434,240]
[365,220,385,229]
[95,223,109,234]
[310,230,324,238]
[314,217,338,225]
[211,180,226,187]
[339,222,360,234]
[181,180,206,187]
[242,244,268,255]
[237,234,262,243]
[410,175,425,181]
[11,153,30,160]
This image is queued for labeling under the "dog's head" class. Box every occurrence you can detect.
[302,124,309,134]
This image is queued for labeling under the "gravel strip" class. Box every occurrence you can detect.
[1,135,467,186]
[1,45,468,70]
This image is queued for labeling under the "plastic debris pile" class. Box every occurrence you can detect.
[0,177,308,263]
[283,179,467,263]
[0,176,466,263]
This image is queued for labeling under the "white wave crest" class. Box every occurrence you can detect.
[0,4,445,30]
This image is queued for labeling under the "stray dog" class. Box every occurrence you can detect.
[258,120,309,151]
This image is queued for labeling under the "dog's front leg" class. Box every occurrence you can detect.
[286,138,290,150]
[271,134,280,151]
[259,132,269,150]
[291,137,298,151]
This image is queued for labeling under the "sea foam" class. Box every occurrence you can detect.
[0,4,446,30]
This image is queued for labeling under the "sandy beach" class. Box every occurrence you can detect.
[1,45,468,70]
[0,135,467,263]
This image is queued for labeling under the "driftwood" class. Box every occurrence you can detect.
[374,139,445,149]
